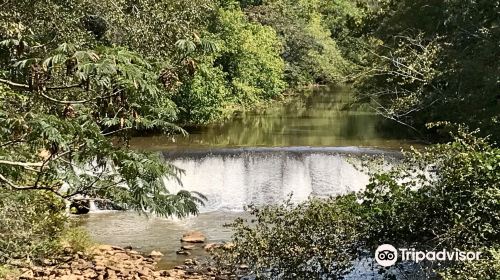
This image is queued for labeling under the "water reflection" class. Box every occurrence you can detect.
[131,86,418,150]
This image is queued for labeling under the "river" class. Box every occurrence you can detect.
[76,86,417,270]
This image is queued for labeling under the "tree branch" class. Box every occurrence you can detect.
[38,90,121,104]
[0,173,65,198]
[0,160,43,168]
[0,78,30,89]
[0,78,81,91]
[45,83,82,90]
[1,78,120,104]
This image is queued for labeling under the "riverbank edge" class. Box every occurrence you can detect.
[2,244,216,280]
[135,83,334,136]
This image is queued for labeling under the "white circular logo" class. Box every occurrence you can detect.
[375,244,398,267]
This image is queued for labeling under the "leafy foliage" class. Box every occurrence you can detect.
[440,248,500,280]
[356,0,500,140]
[172,5,287,123]
[213,8,286,102]
[0,190,66,262]
[242,0,358,85]
[59,226,95,255]
[0,0,290,125]
[212,195,364,279]
[362,127,500,251]
[0,38,206,216]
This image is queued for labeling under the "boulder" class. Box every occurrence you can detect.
[19,270,34,280]
[176,250,191,256]
[181,245,196,250]
[203,243,221,251]
[149,250,164,258]
[181,231,206,243]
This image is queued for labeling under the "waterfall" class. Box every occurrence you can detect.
[163,147,394,212]
[89,200,99,212]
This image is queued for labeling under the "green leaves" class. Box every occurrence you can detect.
[212,195,363,279]
[356,0,500,140]
[360,130,500,276]
[213,131,500,278]
[172,5,287,124]
[240,0,357,86]
[0,36,203,222]
[0,190,67,263]
[175,39,197,54]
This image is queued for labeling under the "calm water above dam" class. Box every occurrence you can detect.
[130,86,419,150]
[78,86,416,268]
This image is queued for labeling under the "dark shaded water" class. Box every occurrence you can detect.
[131,86,418,150]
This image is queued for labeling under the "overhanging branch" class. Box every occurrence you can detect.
[0,173,64,198]
[0,78,30,90]
[0,159,43,168]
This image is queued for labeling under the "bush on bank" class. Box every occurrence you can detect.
[0,189,96,265]
[212,195,365,279]
[0,191,66,263]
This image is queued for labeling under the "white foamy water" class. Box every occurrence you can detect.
[163,148,389,212]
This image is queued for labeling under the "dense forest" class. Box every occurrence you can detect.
[0,0,499,279]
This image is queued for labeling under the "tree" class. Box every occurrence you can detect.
[0,0,288,125]
[172,4,287,124]
[355,0,500,141]
[0,39,205,217]
[242,0,359,85]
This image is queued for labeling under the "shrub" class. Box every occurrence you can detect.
[212,195,365,279]
[361,127,500,250]
[0,191,66,263]
[0,265,19,279]
[60,226,95,255]
[439,248,500,280]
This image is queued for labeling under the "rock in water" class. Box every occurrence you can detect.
[203,243,221,251]
[149,250,164,258]
[181,231,206,243]
[181,245,196,250]
[176,250,191,255]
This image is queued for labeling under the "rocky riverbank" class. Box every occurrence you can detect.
[8,244,215,280]
[4,231,241,280]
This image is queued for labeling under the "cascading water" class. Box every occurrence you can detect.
[163,147,394,212]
